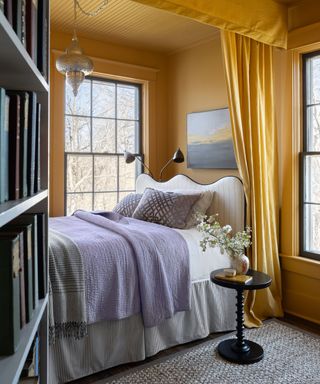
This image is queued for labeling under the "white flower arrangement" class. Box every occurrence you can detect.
[197,214,252,259]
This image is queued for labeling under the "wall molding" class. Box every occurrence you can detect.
[283,288,320,325]
[52,49,160,79]
[280,254,320,280]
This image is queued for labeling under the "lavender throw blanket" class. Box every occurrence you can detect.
[49,211,191,328]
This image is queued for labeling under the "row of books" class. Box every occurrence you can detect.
[19,334,39,383]
[0,0,49,80]
[0,213,47,355]
[0,88,42,203]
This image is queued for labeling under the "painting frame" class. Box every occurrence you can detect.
[186,108,237,169]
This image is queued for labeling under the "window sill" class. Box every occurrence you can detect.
[280,254,320,280]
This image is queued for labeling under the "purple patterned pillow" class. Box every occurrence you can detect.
[112,193,142,217]
[132,188,200,229]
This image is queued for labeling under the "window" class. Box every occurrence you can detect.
[65,77,142,215]
[301,52,320,260]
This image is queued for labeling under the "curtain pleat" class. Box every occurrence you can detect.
[221,31,283,326]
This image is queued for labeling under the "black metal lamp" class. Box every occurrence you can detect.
[159,148,184,181]
[123,150,154,178]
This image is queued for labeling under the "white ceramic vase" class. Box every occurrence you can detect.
[232,254,250,275]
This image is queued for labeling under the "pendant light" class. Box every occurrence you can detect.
[56,0,108,97]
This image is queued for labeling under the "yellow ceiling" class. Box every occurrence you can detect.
[50,0,219,53]
[274,0,300,4]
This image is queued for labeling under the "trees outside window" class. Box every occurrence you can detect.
[301,52,320,260]
[65,77,142,215]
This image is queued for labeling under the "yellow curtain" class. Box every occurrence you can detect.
[132,0,288,48]
[221,31,283,326]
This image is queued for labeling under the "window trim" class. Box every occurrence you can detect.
[300,51,320,261]
[64,76,143,215]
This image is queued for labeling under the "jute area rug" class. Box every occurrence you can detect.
[102,320,320,384]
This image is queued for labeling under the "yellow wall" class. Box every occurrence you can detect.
[50,31,169,216]
[278,26,320,324]
[166,36,239,182]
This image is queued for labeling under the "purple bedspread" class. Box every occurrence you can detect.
[49,211,191,328]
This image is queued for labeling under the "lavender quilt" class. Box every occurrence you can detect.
[49,211,191,329]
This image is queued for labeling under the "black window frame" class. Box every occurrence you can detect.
[300,51,320,261]
[64,75,143,215]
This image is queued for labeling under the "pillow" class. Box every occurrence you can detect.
[112,193,142,217]
[132,188,200,229]
[168,189,214,228]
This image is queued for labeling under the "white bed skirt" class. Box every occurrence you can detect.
[49,280,236,383]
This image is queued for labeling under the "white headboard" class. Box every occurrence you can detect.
[136,174,245,233]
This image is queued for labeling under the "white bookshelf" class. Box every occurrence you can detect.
[0,4,49,384]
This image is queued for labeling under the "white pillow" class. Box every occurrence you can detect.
[169,189,214,228]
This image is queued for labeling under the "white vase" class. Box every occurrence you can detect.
[232,254,250,275]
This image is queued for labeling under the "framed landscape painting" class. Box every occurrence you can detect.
[187,108,237,169]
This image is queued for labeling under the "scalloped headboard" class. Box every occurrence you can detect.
[136,174,245,233]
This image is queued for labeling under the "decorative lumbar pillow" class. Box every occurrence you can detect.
[187,190,214,228]
[169,189,214,228]
[132,188,200,229]
[112,193,142,217]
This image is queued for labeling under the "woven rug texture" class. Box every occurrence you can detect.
[105,321,320,384]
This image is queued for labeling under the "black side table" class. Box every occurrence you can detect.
[210,268,271,364]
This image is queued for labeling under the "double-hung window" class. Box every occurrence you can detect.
[64,77,142,215]
[301,52,320,260]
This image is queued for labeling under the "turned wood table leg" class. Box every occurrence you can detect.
[233,288,250,353]
[217,287,264,364]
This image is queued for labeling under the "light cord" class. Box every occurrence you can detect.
[76,0,108,17]
[73,0,77,39]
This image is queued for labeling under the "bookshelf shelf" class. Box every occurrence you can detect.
[0,296,48,384]
[0,190,48,227]
[0,12,48,93]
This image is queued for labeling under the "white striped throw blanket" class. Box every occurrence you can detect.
[48,230,87,343]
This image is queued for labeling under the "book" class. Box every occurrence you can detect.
[16,91,29,198]
[36,213,46,298]
[26,0,38,64]
[12,0,22,41]
[4,0,13,26]
[13,214,39,308]
[21,0,27,46]
[0,234,21,355]
[18,231,26,328]
[37,0,48,79]
[0,88,9,203]
[215,272,253,284]
[27,92,37,196]
[34,103,41,193]
[7,92,21,200]
[5,223,34,322]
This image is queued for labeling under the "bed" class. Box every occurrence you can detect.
[48,174,245,384]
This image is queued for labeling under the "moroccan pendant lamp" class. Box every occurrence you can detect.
[55,0,108,96]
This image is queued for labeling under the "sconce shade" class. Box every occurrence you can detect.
[159,147,185,181]
[123,150,154,178]
[124,150,136,164]
[172,148,184,163]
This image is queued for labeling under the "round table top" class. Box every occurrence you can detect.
[210,269,272,291]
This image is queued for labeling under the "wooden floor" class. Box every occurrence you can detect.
[69,314,320,383]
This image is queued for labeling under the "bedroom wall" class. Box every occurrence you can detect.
[165,35,239,183]
[50,31,169,216]
[277,22,320,324]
